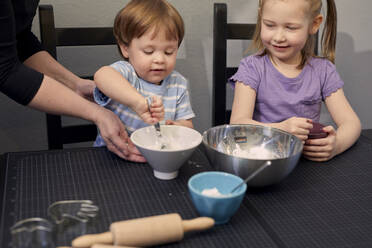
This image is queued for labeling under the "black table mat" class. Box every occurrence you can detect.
[1,136,372,247]
[0,147,276,248]
[246,135,372,248]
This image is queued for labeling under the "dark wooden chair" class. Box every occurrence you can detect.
[212,3,256,126]
[38,5,116,149]
[212,3,318,126]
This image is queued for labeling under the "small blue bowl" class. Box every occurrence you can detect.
[188,171,247,224]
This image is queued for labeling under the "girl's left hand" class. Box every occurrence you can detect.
[302,125,337,162]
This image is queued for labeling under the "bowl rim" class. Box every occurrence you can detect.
[188,171,247,198]
[131,125,202,152]
[202,124,303,160]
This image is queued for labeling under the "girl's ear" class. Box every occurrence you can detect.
[310,14,323,34]
[119,43,129,59]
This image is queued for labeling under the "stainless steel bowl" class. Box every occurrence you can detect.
[202,124,303,187]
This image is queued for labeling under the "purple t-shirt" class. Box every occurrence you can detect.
[229,54,344,123]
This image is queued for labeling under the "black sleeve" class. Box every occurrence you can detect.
[0,0,43,105]
[17,24,44,63]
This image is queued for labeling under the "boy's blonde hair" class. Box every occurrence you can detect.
[113,0,184,58]
[251,0,337,68]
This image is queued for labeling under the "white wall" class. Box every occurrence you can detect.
[1,0,371,153]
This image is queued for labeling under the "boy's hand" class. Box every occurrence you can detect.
[279,117,312,141]
[302,126,337,162]
[148,96,164,122]
[165,119,194,129]
[138,96,164,124]
[165,120,177,125]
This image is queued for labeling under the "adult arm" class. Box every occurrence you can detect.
[24,51,95,100]
[28,74,145,162]
[0,0,144,161]
[22,53,146,162]
[24,54,145,162]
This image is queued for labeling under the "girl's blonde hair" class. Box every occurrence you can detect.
[113,0,184,58]
[251,0,337,68]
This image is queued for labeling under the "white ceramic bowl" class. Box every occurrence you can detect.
[131,125,202,180]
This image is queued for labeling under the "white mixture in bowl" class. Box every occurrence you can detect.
[232,146,277,159]
[148,135,196,151]
[201,187,226,197]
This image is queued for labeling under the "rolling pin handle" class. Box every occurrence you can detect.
[92,245,136,248]
[72,231,113,248]
[181,217,214,233]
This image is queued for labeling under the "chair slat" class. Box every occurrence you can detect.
[39,5,108,149]
[212,3,256,126]
[55,28,115,46]
[226,67,238,80]
[62,125,98,144]
[227,24,256,40]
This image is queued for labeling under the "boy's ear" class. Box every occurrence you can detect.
[310,14,323,34]
[119,43,129,59]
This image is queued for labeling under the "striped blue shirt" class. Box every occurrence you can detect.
[93,61,195,147]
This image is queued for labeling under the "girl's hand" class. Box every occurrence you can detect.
[302,125,337,162]
[279,117,312,141]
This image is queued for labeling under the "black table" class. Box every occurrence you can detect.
[1,134,372,247]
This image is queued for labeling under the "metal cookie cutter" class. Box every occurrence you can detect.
[11,217,55,248]
[48,200,99,245]
[48,200,99,225]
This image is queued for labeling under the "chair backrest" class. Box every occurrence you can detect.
[212,3,256,126]
[38,4,116,149]
[212,3,318,126]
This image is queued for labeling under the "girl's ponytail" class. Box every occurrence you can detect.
[321,0,337,63]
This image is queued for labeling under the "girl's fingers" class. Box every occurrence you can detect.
[303,155,329,162]
[323,125,336,135]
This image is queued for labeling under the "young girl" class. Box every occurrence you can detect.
[229,0,361,162]
[93,0,195,147]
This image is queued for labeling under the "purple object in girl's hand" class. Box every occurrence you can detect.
[308,122,328,139]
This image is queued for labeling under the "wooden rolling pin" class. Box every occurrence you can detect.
[92,245,135,248]
[72,213,214,247]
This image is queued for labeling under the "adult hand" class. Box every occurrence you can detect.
[75,78,95,101]
[94,107,146,162]
[302,125,337,162]
[279,117,312,141]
